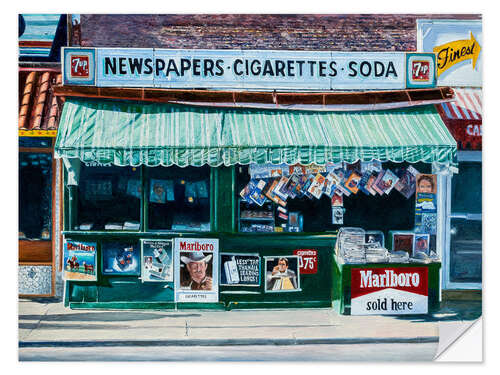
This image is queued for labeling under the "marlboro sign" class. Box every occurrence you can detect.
[351,267,428,315]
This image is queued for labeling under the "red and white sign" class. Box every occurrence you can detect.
[70,55,90,77]
[351,267,428,315]
[293,249,318,274]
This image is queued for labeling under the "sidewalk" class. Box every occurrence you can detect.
[18,298,481,348]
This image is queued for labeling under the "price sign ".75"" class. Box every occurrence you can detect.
[293,249,318,274]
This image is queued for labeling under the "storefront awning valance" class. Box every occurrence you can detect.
[55,98,457,167]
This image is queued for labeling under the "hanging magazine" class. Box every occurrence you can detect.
[394,166,420,199]
[379,169,399,194]
[308,173,326,199]
[249,179,268,206]
[344,170,362,194]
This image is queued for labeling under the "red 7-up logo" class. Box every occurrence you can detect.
[412,60,430,82]
[70,55,89,77]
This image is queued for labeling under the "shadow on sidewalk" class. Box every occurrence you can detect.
[391,300,482,323]
[19,312,201,323]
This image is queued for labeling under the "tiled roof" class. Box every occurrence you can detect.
[19,70,62,132]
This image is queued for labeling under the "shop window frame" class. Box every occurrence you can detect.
[19,139,57,297]
[65,163,215,234]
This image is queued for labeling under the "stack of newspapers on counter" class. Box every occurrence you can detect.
[388,250,410,263]
[337,227,366,263]
[364,242,389,263]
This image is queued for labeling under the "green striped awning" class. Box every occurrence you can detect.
[54,98,457,167]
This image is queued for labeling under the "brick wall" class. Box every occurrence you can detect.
[78,14,481,51]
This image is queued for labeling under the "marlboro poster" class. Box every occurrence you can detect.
[63,239,97,281]
[174,238,219,303]
[351,267,429,315]
[141,240,173,282]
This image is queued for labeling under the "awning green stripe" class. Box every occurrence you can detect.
[54,98,457,167]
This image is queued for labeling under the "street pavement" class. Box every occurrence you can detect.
[18,298,481,361]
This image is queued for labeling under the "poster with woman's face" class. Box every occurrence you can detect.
[416,174,437,194]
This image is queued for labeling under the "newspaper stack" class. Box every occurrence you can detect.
[364,243,389,263]
[123,221,140,230]
[387,251,410,263]
[409,251,440,264]
[337,227,366,263]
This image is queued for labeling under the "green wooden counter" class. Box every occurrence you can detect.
[332,255,441,315]
[63,231,337,310]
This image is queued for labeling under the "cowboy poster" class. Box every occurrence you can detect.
[63,239,97,281]
[174,238,219,303]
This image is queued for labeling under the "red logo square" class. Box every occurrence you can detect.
[70,55,90,77]
[412,60,430,82]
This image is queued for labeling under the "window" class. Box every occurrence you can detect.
[19,152,52,239]
[72,163,211,232]
[236,162,430,235]
[147,166,210,231]
[75,164,141,231]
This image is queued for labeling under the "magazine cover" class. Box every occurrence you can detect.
[126,179,142,199]
[274,176,290,200]
[372,170,386,195]
[344,170,362,194]
[393,233,415,256]
[264,256,300,292]
[102,241,140,275]
[332,167,351,196]
[141,239,173,282]
[361,160,383,174]
[63,240,97,281]
[323,172,340,197]
[289,164,306,176]
[240,179,258,203]
[307,173,326,199]
[332,206,345,224]
[394,166,420,199]
[249,179,267,206]
[356,171,372,195]
[331,193,343,207]
[365,172,379,195]
[150,179,174,203]
[379,169,399,194]
[413,234,431,256]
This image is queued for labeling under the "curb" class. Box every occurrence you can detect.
[19,336,438,348]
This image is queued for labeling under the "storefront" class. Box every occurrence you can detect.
[418,19,482,294]
[18,14,67,297]
[54,48,457,313]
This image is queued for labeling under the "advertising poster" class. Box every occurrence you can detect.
[220,253,260,286]
[351,267,429,315]
[102,241,140,275]
[293,249,318,275]
[174,238,219,303]
[264,256,300,292]
[141,239,173,282]
[63,239,97,281]
[415,174,437,234]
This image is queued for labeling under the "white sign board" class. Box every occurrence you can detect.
[417,19,482,87]
[174,238,219,303]
[63,48,437,90]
